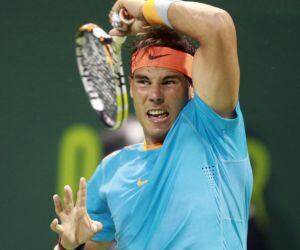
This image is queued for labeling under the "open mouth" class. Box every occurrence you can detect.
[147,109,169,120]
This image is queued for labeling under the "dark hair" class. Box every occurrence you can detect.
[131,26,196,56]
[130,26,196,84]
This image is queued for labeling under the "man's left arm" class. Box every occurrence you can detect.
[168,1,240,118]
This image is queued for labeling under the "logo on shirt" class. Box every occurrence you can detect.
[137,179,148,186]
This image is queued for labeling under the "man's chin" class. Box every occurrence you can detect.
[146,129,169,144]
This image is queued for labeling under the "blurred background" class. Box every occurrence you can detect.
[0,0,299,249]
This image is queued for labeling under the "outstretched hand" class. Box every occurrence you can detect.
[50,177,102,249]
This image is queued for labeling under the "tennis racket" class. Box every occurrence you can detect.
[75,23,129,130]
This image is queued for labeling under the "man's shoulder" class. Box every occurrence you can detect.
[102,143,143,164]
[97,143,144,179]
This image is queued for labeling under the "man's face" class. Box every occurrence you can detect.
[130,67,191,145]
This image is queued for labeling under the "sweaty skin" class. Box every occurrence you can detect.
[130,67,191,145]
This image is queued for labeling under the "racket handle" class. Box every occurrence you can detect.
[113,35,127,44]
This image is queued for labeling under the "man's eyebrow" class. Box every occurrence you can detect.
[133,74,182,81]
[162,75,182,81]
[133,74,150,80]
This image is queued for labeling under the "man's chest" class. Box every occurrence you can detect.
[102,144,219,234]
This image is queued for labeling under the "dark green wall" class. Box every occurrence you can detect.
[1,0,299,249]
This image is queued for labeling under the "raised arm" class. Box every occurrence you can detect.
[169,1,239,118]
[110,0,239,118]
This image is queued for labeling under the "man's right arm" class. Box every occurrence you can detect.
[168,1,240,118]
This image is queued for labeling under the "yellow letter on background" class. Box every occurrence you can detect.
[57,124,102,197]
[248,137,271,228]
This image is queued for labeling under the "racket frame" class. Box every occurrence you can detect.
[76,23,128,129]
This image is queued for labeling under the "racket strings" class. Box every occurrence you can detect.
[76,25,128,129]
[81,33,118,124]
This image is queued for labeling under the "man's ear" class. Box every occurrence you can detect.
[189,84,194,99]
[129,75,133,98]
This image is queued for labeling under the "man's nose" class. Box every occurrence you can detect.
[149,84,164,104]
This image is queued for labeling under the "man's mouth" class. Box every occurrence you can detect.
[147,109,169,121]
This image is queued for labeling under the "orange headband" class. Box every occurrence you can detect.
[131,47,193,78]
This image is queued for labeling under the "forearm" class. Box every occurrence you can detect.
[168,1,236,45]
[165,1,239,116]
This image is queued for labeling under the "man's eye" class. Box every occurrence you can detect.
[163,80,175,85]
[137,80,149,85]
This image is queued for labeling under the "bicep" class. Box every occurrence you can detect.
[192,12,240,118]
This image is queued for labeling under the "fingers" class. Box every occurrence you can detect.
[110,9,131,33]
[53,194,63,215]
[119,8,134,24]
[50,218,64,234]
[109,19,147,37]
[91,221,103,233]
[109,1,138,35]
[64,185,74,213]
[76,177,87,208]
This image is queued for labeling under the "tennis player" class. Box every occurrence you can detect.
[51,0,253,249]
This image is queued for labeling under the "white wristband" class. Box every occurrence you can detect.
[155,0,180,28]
